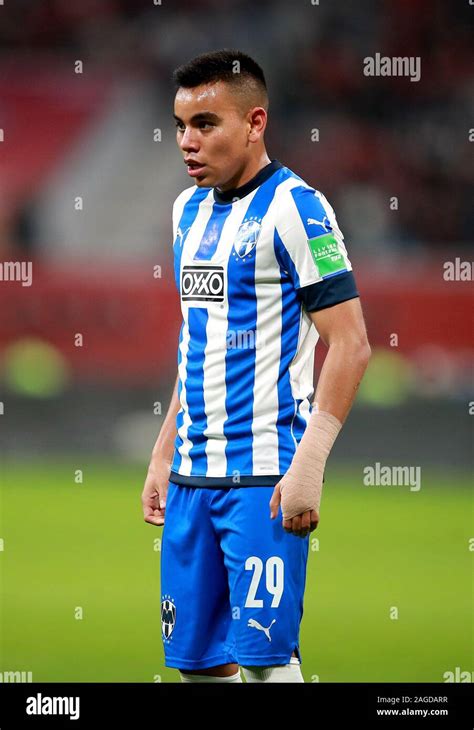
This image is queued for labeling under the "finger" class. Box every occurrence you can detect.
[297,511,311,538]
[141,494,159,511]
[310,509,319,532]
[295,515,310,538]
[144,515,165,526]
[143,505,165,526]
[269,484,281,518]
[291,515,302,536]
[144,516,164,526]
[301,511,311,531]
[143,504,160,518]
[142,498,160,520]
[145,516,164,526]
[141,487,160,509]
[159,482,169,510]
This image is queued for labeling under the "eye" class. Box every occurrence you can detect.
[174,120,214,132]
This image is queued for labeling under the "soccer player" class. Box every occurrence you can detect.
[141,49,371,683]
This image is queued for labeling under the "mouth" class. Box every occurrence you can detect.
[185,160,207,177]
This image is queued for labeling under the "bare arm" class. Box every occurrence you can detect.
[270,296,371,536]
[141,373,181,526]
[150,373,181,464]
[309,297,371,423]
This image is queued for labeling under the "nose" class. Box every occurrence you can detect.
[179,126,199,153]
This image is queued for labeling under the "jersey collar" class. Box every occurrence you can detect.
[213,159,283,204]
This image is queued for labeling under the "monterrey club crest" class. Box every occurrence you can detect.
[233,219,262,258]
[161,596,176,640]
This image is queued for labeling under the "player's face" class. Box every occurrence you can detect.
[174,81,255,190]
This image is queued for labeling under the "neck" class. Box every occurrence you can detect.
[217,151,271,192]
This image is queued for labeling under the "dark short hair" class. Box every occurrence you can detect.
[173,49,268,111]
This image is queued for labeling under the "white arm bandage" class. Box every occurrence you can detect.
[279,408,342,521]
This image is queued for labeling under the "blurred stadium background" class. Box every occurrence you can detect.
[0,0,472,683]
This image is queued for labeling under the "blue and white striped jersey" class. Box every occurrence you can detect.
[169,159,359,487]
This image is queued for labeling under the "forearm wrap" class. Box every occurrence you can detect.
[279,408,342,521]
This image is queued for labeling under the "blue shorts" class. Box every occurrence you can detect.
[160,481,309,670]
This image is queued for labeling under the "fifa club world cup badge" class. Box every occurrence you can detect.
[161,595,176,642]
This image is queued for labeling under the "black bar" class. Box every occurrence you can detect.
[0,682,472,727]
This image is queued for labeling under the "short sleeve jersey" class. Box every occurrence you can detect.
[170,159,359,487]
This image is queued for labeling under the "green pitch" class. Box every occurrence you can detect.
[0,460,471,683]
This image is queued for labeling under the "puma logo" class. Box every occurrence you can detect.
[175,225,191,248]
[307,216,330,231]
[247,618,276,642]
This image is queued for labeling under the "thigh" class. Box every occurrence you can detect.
[209,486,309,667]
[160,482,237,670]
